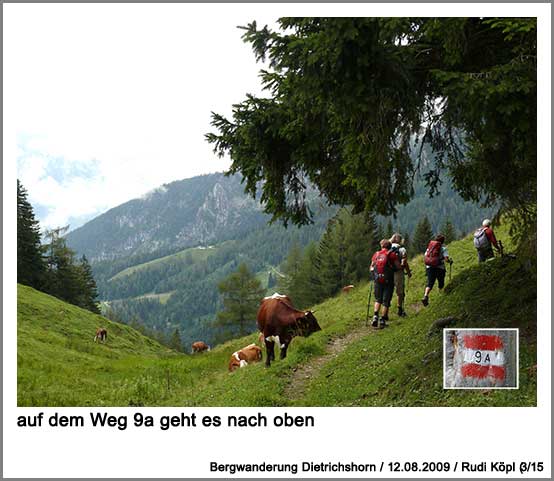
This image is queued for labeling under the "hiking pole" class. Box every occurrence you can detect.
[498,240,505,257]
[365,280,373,327]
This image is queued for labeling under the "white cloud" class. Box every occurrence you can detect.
[5,4,276,230]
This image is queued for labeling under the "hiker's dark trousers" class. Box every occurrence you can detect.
[374,281,394,307]
[426,267,446,290]
[477,246,494,263]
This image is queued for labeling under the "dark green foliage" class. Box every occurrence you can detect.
[441,219,457,244]
[168,328,184,352]
[76,255,100,314]
[216,263,265,338]
[277,242,304,297]
[267,271,277,289]
[207,18,536,234]
[412,216,434,256]
[17,180,46,289]
[385,219,394,239]
[283,208,376,304]
[42,227,100,314]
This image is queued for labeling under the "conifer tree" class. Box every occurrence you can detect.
[441,219,457,244]
[292,242,322,308]
[385,219,394,239]
[216,263,264,336]
[17,180,46,289]
[412,216,434,255]
[316,211,349,298]
[344,211,374,282]
[169,327,183,352]
[373,222,385,251]
[277,242,304,297]
[77,255,100,314]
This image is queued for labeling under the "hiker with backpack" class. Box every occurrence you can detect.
[370,239,402,329]
[474,219,501,262]
[421,234,452,307]
[390,233,412,317]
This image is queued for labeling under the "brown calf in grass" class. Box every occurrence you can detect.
[228,344,263,371]
[191,341,210,353]
[94,328,107,343]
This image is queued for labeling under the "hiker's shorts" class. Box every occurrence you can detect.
[394,271,405,298]
[426,267,446,290]
[374,281,394,307]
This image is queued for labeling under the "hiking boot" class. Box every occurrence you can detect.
[398,307,407,317]
[371,315,379,329]
[422,296,429,307]
[379,317,388,329]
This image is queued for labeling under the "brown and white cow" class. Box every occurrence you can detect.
[257,295,321,367]
[94,328,107,343]
[228,343,263,372]
[191,341,210,353]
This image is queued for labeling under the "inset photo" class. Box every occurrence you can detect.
[443,329,519,389]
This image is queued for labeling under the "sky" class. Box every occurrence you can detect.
[5,4,276,231]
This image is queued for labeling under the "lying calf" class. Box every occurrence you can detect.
[228,343,263,372]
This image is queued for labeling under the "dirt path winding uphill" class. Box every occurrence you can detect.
[284,326,371,402]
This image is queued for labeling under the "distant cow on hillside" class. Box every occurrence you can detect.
[228,343,263,372]
[257,295,321,367]
[341,284,355,294]
[191,341,210,353]
[94,328,107,343]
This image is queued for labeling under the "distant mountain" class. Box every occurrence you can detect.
[66,173,270,262]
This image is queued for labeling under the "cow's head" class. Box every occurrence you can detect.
[294,311,322,337]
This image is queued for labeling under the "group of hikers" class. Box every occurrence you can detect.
[368,218,501,329]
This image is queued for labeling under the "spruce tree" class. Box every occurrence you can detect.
[412,216,434,255]
[385,219,394,239]
[277,242,304,298]
[208,18,536,234]
[216,263,265,337]
[316,211,349,298]
[169,327,183,352]
[77,255,100,314]
[17,180,46,289]
[374,222,385,251]
[344,211,374,283]
[292,242,322,308]
[441,219,457,244]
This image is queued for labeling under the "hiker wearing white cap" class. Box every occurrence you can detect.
[473,219,500,262]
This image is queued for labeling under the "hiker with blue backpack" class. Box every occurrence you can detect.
[390,233,412,317]
[370,239,402,329]
[474,219,501,262]
[421,234,452,307]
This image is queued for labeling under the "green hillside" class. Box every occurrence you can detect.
[109,244,222,282]
[18,223,536,406]
[17,285,173,406]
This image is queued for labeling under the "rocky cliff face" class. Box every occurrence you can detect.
[66,173,267,262]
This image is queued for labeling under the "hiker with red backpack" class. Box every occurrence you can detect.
[370,239,402,328]
[421,234,452,307]
[474,218,501,262]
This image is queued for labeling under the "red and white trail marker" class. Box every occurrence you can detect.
[444,329,518,389]
[460,334,505,382]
